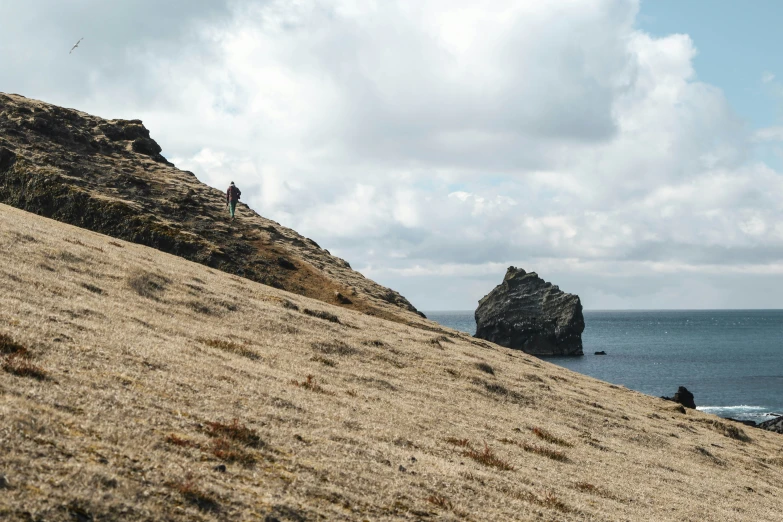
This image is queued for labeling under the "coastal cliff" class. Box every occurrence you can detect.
[475,267,584,356]
[0,93,421,323]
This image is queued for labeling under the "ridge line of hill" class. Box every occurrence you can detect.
[0,92,422,325]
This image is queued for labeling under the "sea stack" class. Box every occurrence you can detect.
[474,267,584,356]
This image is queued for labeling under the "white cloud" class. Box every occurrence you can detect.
[3,0,783,309]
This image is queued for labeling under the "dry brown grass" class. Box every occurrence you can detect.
[168,476,220,512]
[203,419,264,448]
[165,434,198,448]
[532,426,573,447]
[200,338,259,360]
[698,418,752,442]
[303,308,340,323]
[290,374,332,394]
[462,443,515,471]
[2,203,783,521]
[0,333,26,355]
[426,493,452,510]
[2,353,48,380]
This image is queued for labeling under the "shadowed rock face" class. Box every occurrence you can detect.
[474,267,584,356]
[0,93,421,322]
[757,415,783,433]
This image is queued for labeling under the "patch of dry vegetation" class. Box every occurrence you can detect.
[291,374,332,394]
[168,475,220,513]
[532,426,573,447]
[0,333,48,380]
[128,270,168,299]
[697,418,752,442]
[200,338,259,360]
[303,308,340,323]
[461,443,515,471]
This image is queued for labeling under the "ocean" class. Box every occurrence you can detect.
[424,310,783,423]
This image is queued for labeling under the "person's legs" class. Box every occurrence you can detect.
[229,201,237,218]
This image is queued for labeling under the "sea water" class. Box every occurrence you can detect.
[425,310,783,422]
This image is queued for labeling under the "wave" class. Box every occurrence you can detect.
[697,405,766,412]
[696,405,782,420]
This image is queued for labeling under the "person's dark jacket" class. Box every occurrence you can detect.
[227,185,241,204]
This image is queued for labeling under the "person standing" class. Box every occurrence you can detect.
[226,181,241,220]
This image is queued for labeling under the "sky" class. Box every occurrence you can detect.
[3,0,783,311]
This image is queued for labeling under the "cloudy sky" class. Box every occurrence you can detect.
[3,0,783,310]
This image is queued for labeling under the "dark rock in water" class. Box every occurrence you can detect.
[661,386,696,409]
[726,417,757,427]
[474,267,584,356]
[595,351,607,355]
[757,415,783,433]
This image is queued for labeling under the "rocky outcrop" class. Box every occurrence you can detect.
[661,386,696,409]
[474,267,584,356]
[757,415,783,434]
[0,93,422,322]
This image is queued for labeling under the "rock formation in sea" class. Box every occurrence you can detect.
[660,386,696,409]
[474,267,584,356]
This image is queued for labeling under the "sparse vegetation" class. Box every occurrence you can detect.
[475,362,495,375]
[2,353,48,380]
[697,419,752,442]
[521,442,569,462]
[311,340,357,356]
[532,427,573,447]
[303,308,340,323]
[203,419,264,448]
[200,338,259,360]
[169,476,220,512]
[462,443,514,471]
[165,434,198,448]
[445,437,471,447]
[128,270,168,299]
[0,333,26,356]
[574,481,617,500]
[80,282,104,294]
[426,494,452,510]
[310,355,337,367]
[188,301,214,314]
[282,299,300,311]
[503,487,572,513]
[291,374,331,394]
[210,437,257,465]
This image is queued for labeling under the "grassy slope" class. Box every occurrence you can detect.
[0,203,782,522]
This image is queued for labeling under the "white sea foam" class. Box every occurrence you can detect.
[697,405,766,412]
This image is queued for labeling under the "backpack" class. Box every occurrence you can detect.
[228,186,241,201]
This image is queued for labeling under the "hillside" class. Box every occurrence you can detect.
[0,93,420,324]
[1,203,782,521]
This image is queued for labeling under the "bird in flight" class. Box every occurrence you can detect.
[69,37,84,54]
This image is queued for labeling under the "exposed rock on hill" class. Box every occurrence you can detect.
[0,93,420,321]
[475,267,584,356]
[757,415,783,433]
